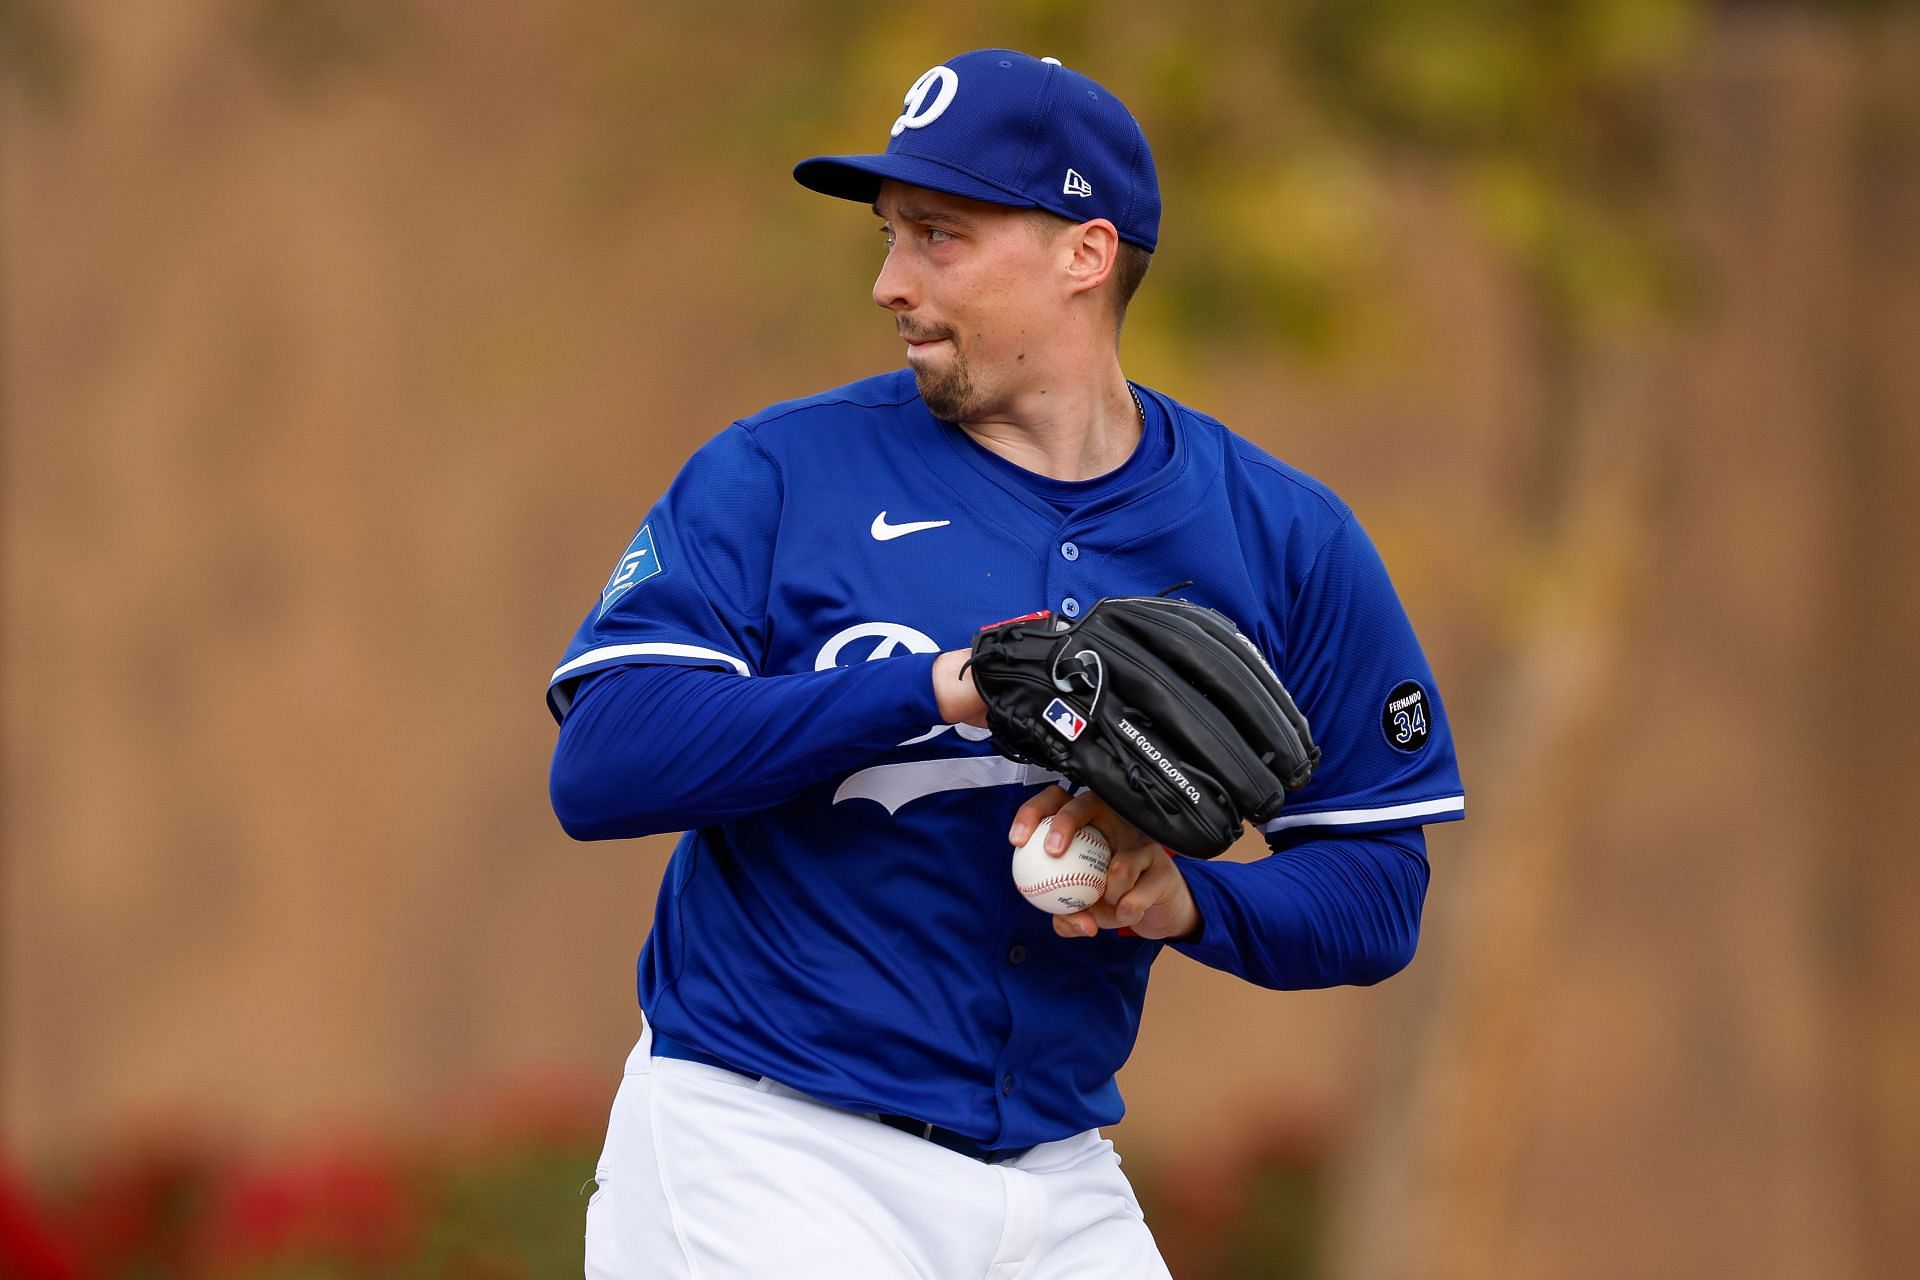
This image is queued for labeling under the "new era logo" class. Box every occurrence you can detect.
[1063,168,1092,198]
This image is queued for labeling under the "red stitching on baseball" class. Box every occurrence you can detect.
[1020,873,1107,893]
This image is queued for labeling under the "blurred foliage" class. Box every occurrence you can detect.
[240,0,415,97]
[1222,1163,1322,1280]
[1135,1108,1331,1280]
[1291,0,1696,334]
[0,0,80,111]
[9,1074,610,1278]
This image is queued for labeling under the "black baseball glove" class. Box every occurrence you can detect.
[968,596,1320,859]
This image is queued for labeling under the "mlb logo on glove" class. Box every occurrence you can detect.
[1043,698,1087,742]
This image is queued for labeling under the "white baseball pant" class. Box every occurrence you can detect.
[584,1019,1173,1279]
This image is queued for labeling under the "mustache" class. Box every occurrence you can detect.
[897,323,955,343]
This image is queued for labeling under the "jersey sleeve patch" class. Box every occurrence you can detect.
[1380,680,1432,753]
[599,524,663,619]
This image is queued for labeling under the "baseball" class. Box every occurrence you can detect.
[1012,817,1112,915]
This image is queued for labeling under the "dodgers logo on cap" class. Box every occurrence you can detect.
[892,65,958,137]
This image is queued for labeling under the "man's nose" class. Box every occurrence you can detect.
[873,247,916,312]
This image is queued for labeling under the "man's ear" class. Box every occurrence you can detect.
[1062,219,1120,300]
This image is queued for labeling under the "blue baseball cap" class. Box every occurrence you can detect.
[794,50,1161,252]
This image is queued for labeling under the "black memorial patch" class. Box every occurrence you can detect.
[1381,680,1432,753]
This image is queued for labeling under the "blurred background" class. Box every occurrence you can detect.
[4,0,1917,1276]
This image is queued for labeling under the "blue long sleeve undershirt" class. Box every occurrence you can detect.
[549,659,1429,990]
[1172,828,1428,988]
[550,655,943,838]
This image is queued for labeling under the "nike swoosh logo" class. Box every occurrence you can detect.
[871,512,952,541]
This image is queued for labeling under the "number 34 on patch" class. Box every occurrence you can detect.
[1380,680,1430,753]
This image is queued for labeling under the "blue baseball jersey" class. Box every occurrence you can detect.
[548,369,1464,1148]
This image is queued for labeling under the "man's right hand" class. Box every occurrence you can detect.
[1010,785,1203,942]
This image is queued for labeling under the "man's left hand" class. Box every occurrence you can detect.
[1009,785,1202,942]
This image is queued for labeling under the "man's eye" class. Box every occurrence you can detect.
[876,224,950,248]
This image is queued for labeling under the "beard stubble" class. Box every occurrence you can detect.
[911,346,980,423]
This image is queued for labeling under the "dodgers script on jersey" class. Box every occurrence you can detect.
[548,370,1464,1150]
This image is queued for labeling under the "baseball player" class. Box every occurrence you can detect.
[548,49,1464,1279]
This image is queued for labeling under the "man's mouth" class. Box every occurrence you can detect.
[900,329,952,356]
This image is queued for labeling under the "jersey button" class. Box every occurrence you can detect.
[1060,541,1080,562]
[1060,597,1081,618]
[1001,1074,1017,1096]
[1007,944,1027,965]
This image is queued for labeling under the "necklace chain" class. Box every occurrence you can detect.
[1129,385,1145,425]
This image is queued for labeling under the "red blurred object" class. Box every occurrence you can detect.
[0,1158,80,1280]
[60,1130,226,1276]
[201,1141,422,1268]
[1147,1100,1335,1279]
[10,1070,604,1272]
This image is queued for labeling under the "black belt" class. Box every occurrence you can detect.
[650,1030,1033,1165]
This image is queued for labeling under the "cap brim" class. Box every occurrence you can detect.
[793,152,1038,210]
